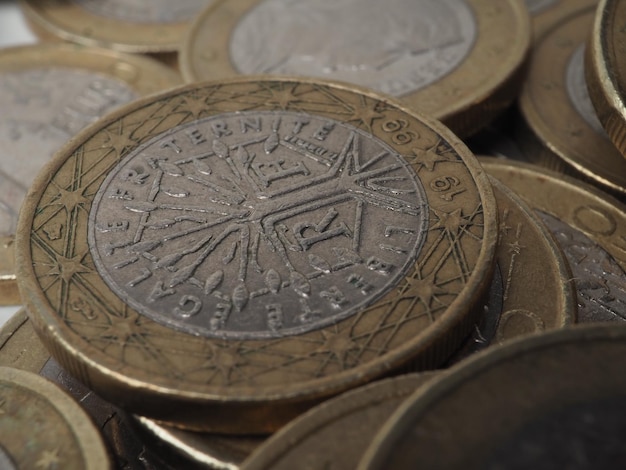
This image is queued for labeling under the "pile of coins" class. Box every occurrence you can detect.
[1,0,626,468]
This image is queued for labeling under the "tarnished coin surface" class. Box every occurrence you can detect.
[517,5,626,197]
[181,0,531,137]
[17,78,497,432]
[240,373,437,470]
[483,158,626,323]
[20,0,212,53]
[360,324,626,470]
[586,0,626,158]
[0,43,180,305]
[0,366,111,470]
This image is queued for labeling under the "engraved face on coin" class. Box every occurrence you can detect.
[89,111,428,339]
[230,0,477,97]
[70,0,209,24]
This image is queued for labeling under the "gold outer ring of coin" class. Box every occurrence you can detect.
[0,43,181,306]
[0,366,111,469]
[517,4,626,197]
[16,76,498,433]
[359,323,626,469]
[18,0,199,54]
[529,0,599,39]
[239,373,438,470]
[586,0,626,158]
[179,0,531,138]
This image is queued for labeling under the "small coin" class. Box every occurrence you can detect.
[19,0,212,53]
[16,77,497,432]
[360,324,626,470]
[450,177,576,361]
[240,373,437,470]
[0,310,202,469]
[483,158,626,323]
[517,5,626,197]
[0,43,180,306]
[586,0,626,158]
[180,0,530,138]
[0,365,111,470]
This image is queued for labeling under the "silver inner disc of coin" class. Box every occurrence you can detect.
[524,0,559,15]
[0,67,137,236]
[89,111,429,339]
[229,0,477,97]
[70,0,209,24]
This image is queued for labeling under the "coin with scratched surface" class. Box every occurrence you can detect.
[586,0,626,158]
[16,77,497,432]
[483,158,626,323]
[360,324,626,470]
[0,43,180,306]
[20,0,212,53]
[517,5,626,197]
[181,0,530,138]
[0,310,200,470]
[0,366,110,470]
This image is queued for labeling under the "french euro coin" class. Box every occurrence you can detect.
[180,0,531,138]
[16,77,497,433]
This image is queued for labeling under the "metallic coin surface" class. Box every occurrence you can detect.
[17,78,497,432]
[0,366,110,470]
[0,311,203,470]
[20,0,211,53]
[527,0,597,39]
[360,324,626,470]
[241,373,437,470]
[586,0,626,158]
[525,0,559,14]
[450,177,575,361]
[181,0,531,137]
[0,43,180,306]
[483,158,626,323]
[518,6,626,197]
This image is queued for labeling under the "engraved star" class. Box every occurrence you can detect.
[345,100,384,131]
[35,448,60,469]
[508,240,524,255]
[103,129,137,157]
[315,330,358,369]
[203,343,247,383]
[51,186,90,213]
[403,274,447,310]
[265,84,299,110]
[49,252,91,284]
[409,143,457,172]
[431,208,473,234]
[182,95,209,119]
[100,311,142,345]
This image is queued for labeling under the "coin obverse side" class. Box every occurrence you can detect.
[360,324,626,470]
[586,0,626,158]
[0,365,111,470]
[450,177,575,361]
[16,78,497,433]
[0,311,220,469]
[19,0,211,53]
[180,0,530,138]
[0,43,181,306]
[240,373,437,470]
[483,158,626,323]
[518,5,626,197]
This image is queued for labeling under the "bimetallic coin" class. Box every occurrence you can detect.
[0,311,204,470]
[360,324,626,470]
[181,0,531,137]
[483,158,626,323]
[517,6,626,197]
[17,78,497,432]
[450,177,575,361]
[240,373,437,470]
[586,0,626,158]
[20,0,211,53]
[0,366,110,470]
[0,44,180,305]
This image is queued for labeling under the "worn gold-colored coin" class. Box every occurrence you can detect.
[0,365,111,469]
[517,5,626,197]
[19,0,212,54]
[526,0,598,38]
[586,0,626,158]
[0,43,181,306]
[483,158,626,323]
[0,311,206,469]
[17,77,497,433]
[360,324,626,470]
[450,177,575,361]
[180,0,530,138]
[240,373,437,470]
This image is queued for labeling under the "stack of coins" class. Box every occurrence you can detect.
[0,0,625,468]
